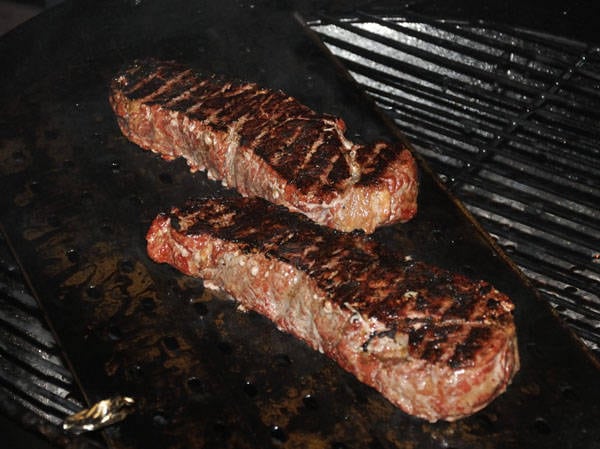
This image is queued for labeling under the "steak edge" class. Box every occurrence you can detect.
[110,59,418,233]
[146,197,519,422]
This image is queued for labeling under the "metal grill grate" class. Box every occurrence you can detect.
[310,12,600,358]
[0,231,84,434]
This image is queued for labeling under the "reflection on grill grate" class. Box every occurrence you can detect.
[310,12,600,358]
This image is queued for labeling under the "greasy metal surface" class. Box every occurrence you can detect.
[1,1,600,448]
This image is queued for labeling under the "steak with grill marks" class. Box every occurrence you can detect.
[146,196,519,422]
[110,59,418,233]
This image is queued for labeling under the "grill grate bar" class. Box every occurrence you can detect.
[352,11,576,85]
[359,9,590,57]
[0,295,67,353]
[318,15,600,119]
[0,352,82,421]
[464,186,600,256]
[327,45,600,173]
[366,81,600,180]
[311,15,600,356]
[0,383,76,427]
[471,213,600,311]
[318,33,559,110]
[515,259,600,315]
[475,213,600,295]
[320,16,557,96]
[0,326,74,388]
[316,19,600,116]
[0,232,83,433]
[337,45,600,159]
[396,136,600,247]
[382,100,600,215]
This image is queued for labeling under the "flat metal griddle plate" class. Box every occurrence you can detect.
[1,1,599,448]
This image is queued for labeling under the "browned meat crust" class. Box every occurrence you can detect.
[146,197,519,422]
[110,59,418,233]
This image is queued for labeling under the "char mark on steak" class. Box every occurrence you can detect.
[110,59,418,233]
[146,196,519,422]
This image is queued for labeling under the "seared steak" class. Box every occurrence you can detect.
[146,197,519,422]
[110,60,418,233]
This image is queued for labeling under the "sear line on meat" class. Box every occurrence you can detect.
[110,59,418,233]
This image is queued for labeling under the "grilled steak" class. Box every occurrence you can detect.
[146,197,519,422]
[110,60,418,233]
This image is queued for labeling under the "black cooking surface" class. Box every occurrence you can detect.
[1,1,600,448]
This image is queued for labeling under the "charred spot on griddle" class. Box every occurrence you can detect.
[302,394,319,410]
[162,336,180,352]
[187,376,206,394]
[66,248,80,263]
[216,339,233,355]
[118,259,135,273]
[270,425,288,443]
[158,172,173,184]
[44,129,59,140]
[86,284,103,299]
[107,325,122,341]
[242,380,258,398]
[192,301,209,316]
[273,353,292,367]
[141,297,156,311]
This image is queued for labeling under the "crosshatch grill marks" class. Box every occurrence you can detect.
[165,78,218,113]
[174,197,515,363]
[125,75,168,100]
[122,62,191,100]
[146,196,519,422]
[110,59,419,232]
[292,124,346,192]
[145,73,200,106]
